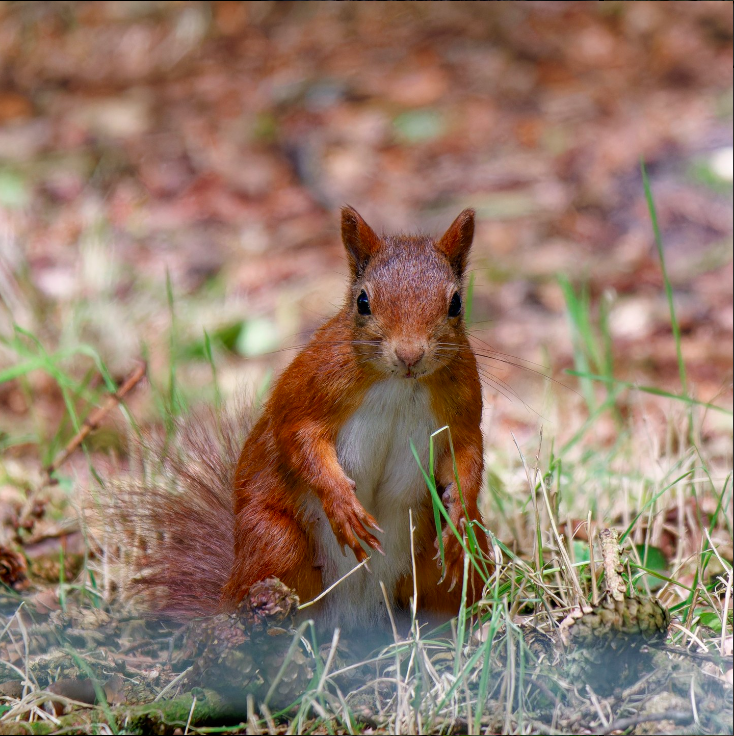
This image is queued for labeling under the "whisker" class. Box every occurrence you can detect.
[474,366,524,403]
[475,368,549,421]
[470,353,579,397]
[474,371,520,407]
[451,335,552,372]
[428,354,532,412]
[433,342,575,395]
[436,336,550,373]
[432,348,551,419]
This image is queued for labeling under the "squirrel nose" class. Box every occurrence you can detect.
[395,345,425,369]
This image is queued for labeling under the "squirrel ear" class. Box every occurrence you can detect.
[436,209,475,278]
[341,206,381,279]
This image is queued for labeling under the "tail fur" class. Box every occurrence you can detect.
[101,403,252,619]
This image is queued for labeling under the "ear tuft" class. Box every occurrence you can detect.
[436,209,475,278]
[341,206,381,279]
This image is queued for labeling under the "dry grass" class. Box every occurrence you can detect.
[0,178,732,734]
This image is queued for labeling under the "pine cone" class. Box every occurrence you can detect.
[179,578,312,706]
[237,578,299,635]
[560,592,670,694]
[520,624,557,662]
[560,592,669,650]
[0,545,28,590]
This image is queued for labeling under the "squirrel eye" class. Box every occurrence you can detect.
[448,291,462,317]
[357,289,371,315]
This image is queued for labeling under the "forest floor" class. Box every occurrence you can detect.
[0,3,731,734]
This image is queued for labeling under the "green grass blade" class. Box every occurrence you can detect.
[62,646,119,734]
[465,272,475,325]
[558,275,598,411]
[410,437,488,583]
[203,328,222,409]
[641,160,688,395]
[565,370,732,415]
[619,469,695,543]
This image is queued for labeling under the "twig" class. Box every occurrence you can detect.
[247,694,261,735]
[599,529,626,601]
[588,512,598,606]
[526,677,561,708]
[45,360,147,480]
[298,558,369,610]
[153,666,192,701]
[601,710,693,734]
[586,685,610,729]
[260,703,277,734]
[380,580,400,645]
[184,695,197,735]
[660,644,733,665]
[316,627,341,694]
[262,621,311,707]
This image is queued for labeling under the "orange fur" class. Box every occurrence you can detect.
[222,207,489,624]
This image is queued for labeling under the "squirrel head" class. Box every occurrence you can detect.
[341,206,475,380]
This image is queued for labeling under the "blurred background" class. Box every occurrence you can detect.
[0,1,731,463]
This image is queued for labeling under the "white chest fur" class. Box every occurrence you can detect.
[303,379,441,629]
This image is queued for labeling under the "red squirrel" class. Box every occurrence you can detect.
[119,207,487,629]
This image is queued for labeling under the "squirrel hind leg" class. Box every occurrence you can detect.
[222,509,323,611]
[395,539,490,626]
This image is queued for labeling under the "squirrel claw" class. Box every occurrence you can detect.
[361,531,383,555]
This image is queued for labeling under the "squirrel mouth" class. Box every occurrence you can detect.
[403,367,424,379]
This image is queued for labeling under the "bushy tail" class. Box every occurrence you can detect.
[100,403,252,620]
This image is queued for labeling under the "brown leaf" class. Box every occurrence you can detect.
[27,588,61,614]
[0,680,24,698]
[46,678,97,715]
[103,674,126,705]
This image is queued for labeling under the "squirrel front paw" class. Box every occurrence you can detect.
[325,481,384,562]
[435,483,468,590]
[438,522,467,591]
